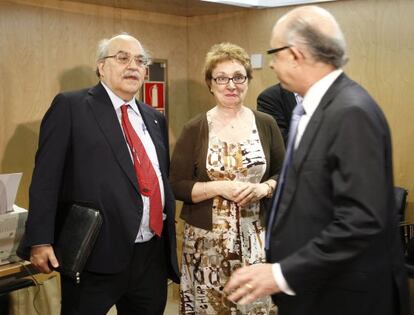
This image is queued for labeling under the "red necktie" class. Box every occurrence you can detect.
[120,105,163,237]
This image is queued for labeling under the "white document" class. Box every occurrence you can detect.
[0,172,23,214]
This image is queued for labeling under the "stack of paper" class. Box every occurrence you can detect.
[0,173,22,215]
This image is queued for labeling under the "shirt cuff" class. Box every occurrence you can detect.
[271,263,296,296]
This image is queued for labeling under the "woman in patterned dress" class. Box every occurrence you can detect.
[170,42,285,315]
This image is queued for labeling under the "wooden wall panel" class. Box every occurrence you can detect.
[1,0,414,311]
[0,0,188,209]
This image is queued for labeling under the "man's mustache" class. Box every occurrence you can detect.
[123,73,140,80]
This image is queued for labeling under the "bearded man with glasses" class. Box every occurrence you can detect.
[19,33,179,315]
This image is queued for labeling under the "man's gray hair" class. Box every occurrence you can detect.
[95,32,150,78]
[96,38,111,62]
[285,17,348,68]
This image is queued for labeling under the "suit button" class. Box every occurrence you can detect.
[143,188,149,193]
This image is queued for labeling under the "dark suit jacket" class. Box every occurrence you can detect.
[267,74,409,315]
[257,83,297,145]
[20,82,179,282]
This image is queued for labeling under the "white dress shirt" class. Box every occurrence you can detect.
[295,69,343,148]
[102,82,165,243]
[271,69,343,295]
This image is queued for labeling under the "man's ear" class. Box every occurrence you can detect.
[97,61,105,77]
[289,46,307,68]
[289,46,306,62]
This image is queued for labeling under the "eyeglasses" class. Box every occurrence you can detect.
[267,46,291,55]
[212,75,247,85]
[102,51,148,67]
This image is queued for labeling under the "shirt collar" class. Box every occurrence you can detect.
[101,81,140,116]
[302,69,343,117]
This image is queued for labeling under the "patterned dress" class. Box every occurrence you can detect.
[179,115,276,315]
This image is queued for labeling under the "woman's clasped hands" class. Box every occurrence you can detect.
[219,181,269,207]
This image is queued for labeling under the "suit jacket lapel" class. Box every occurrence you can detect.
[274,74,350,226]
[86,83,140,194]
[294,74,349,171]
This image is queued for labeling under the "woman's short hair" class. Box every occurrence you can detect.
[203,42,252,90]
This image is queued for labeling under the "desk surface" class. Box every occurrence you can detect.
[0,262,33,278]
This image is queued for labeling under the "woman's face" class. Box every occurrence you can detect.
[210,59,248,108]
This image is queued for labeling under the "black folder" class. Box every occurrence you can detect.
[17,204,102,283]
[54,204,102,283]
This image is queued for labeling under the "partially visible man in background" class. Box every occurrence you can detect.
[257,83,298,145]
[19,33,179,315]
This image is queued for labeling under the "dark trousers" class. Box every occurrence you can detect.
[61,236,168,315]
[273,283,399,315]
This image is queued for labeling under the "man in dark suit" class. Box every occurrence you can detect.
[19,34,179,315]
[225,6,409,315]
[257,83,297,145]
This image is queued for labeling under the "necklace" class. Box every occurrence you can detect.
[212,106,245,128]
[209,110,252,133]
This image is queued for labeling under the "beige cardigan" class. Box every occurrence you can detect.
[170,109,285,230]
